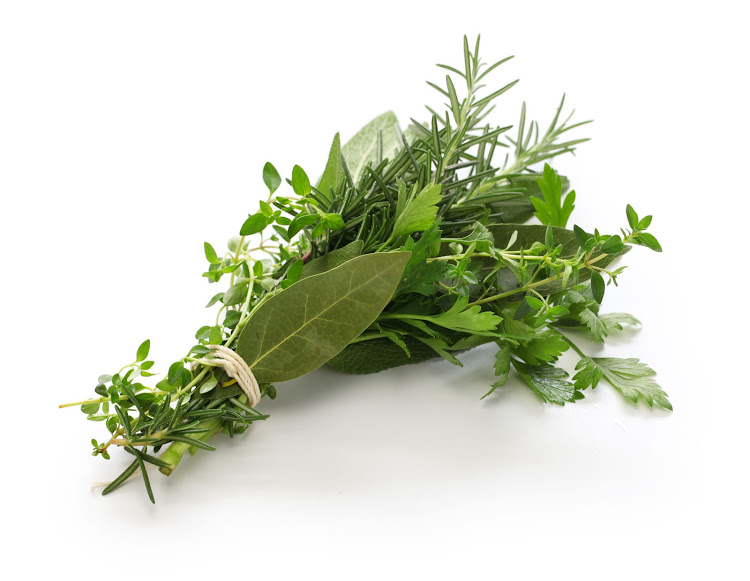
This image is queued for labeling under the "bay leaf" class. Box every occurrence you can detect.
[342,111,402,182]
[300,240,364,279]
[236,251,411,382]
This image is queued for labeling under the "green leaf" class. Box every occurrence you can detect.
[236,251,411,382]
[573,357,671,410]
[573,224,590,247]
[135,339,150,362]
[167,362,184,385]
[199,374,219,394]
[240,213,269,236]
[635,232,662,252]
[316,133,343,202]
[322,213,345,231]
[223,310,242,329]
[204,242,220,264]
[81,401,100,414]
[532,164,575,227]
[513,360,583,405]
[263,162,281,194]
[626,204,639,229]
[223,282,248,306]
[513,332,569,366]
[291,165,311,196]
[416,296,502,336]
[599,312,641,331]
[206,292,224,308]
[525,296,544,310]
[601,235,624,254]
[283,259,304,287]
[288,213,319,238]
[209,325,223,345]
[578,307,607,342]
[341,111,402,182]
[590,271,605,304]
[392,183,442,239]
[482,342,511,399]
[489,224,629,294]
[299,240,364,279]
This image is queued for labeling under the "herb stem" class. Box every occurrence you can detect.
[556,331,586,357]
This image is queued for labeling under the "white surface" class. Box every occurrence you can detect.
[1,1,748,579]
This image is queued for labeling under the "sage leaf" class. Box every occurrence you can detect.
[316,133,343,202]
[342,111,402,182]
[236,251,411,382]
[299,240,364,279]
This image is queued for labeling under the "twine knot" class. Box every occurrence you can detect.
[200,345,261,406]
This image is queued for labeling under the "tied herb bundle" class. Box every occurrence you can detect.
[61,36,668,502]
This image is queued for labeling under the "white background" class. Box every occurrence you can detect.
[1,1,748,579]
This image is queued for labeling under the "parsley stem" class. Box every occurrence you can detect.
[556,331,586,358]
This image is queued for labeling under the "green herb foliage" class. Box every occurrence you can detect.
[61,36,667,501]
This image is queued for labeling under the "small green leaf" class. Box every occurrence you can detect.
[223,310,242,328]
[206,292,224,308]
[199,374,219,394]
[135,339,150,363]
[573,224,589,247]
[81,401,100,414]
[263,162,281,194]
[626,204,639,229]
[525,296,544,310]
[209,326,223,345]
[204,242,219,264]
[590,271,605,304]
[291,165,311,196]
[259,200,274,217]
[223,282,248,306]
[392,183,442,239]
[601,235,624,254]
[636,232,662,252]
[288,214,319,238]
[481,342,511,399]
[240,213,269,236]
[310,221,327,239]
[283,259,304,287]
[168,362,184,385]
[322,213,345,231]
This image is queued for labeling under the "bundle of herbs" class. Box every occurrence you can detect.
[61,36,667,502]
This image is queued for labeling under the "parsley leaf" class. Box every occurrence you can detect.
[513,331,569,365]
[573,357,671,410]
[530,163,576,228]
[513,360,584,405]
[426,296,502,335]
[392,183,443,239]
[481,342,511,399]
